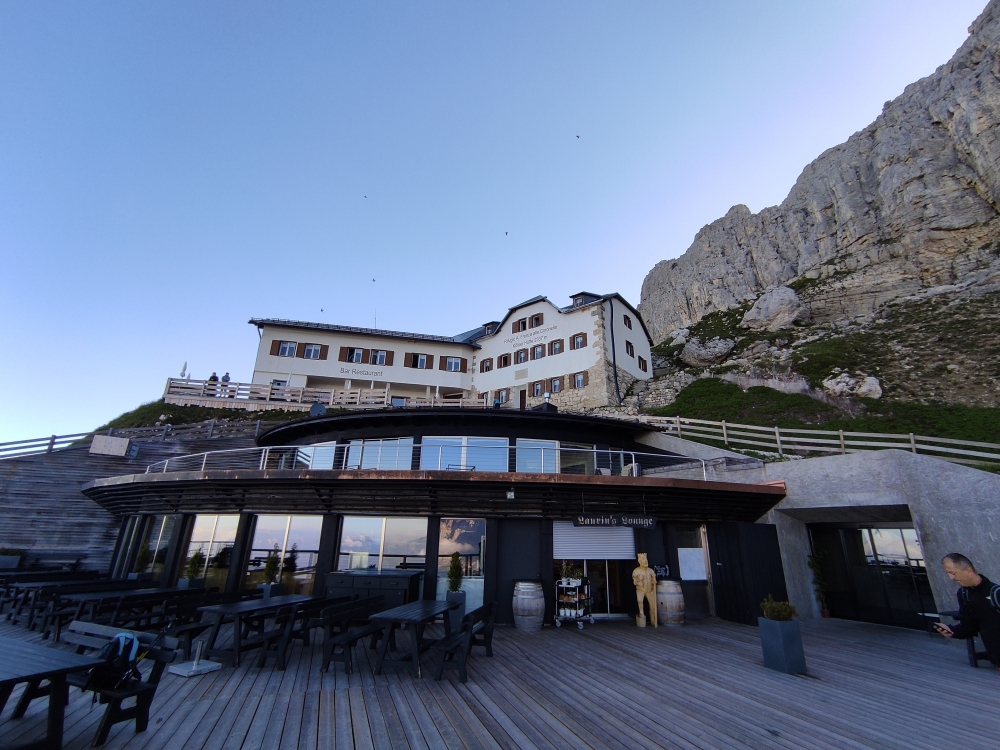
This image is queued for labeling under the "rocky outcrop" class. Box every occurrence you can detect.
[639,0,1000,343]
[740,286,804,331]
[822,372,883,400]
[680,337,735,367]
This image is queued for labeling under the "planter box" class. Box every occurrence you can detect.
[257,583,284,600]
[0,555,21,571]
[178,578,206,589]
[758,617,807,675]
[446,590,466,631]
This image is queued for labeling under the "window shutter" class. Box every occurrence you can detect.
[269,340,281,356]
[582,371,589,387]
[460,358,468,373]
[537,313,544,326]
[319,345,329,360]
[403,353,412,368]
[439,355,448,371]
[426,355,434,370]
[512,322,517,334]
[295,343,307,358]
[580,333,588,348]
[553,521,636,560]
[361,349,371,364]
[385,351,394,366]
[339,347,350,362]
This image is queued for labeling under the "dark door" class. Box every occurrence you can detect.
[706,522,788,626]
[519,389,527,410]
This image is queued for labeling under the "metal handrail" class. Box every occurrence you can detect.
[143,443,696,477]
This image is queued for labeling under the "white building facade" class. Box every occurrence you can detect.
[250,292,653,411]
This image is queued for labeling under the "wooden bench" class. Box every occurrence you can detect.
[13,620,177,747]
[317,595,386,674]
[433,601,496,684]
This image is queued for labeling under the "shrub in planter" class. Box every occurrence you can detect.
[446,552,466,630]
[258,545,283,599]
[180,549,206,588]
[758,595,807,675]
[808,552,831,617]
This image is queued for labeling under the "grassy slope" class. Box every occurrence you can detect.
[645,379,1000,444]
[96,399,296,431]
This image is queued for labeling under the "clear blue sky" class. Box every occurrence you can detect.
[0,1,987,441]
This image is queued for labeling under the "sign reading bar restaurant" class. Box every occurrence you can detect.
[573,514,656,529]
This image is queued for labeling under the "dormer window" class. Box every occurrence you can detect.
[512,318,527,333]
[529,313,544,328]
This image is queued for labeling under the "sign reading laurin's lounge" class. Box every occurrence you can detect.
[574,514,656,529]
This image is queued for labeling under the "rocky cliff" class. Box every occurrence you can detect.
[639,0,1000,343]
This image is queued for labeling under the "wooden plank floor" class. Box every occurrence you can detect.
[1,615,997,750]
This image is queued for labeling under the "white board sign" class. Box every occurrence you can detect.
[90,435,131,456]
[678,547,707,580]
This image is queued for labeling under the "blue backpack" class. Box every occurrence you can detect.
[84,632,142,692]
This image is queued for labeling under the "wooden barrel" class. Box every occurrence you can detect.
[656,580,685,626]
[512,581,545,631]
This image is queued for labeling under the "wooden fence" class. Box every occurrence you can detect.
[641,415,1000,468]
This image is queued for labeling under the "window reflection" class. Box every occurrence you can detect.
[179,515,239,590]
[337,516,426,571]
[420,437,508,471]
[516,439,558,473]
[245,515,323,595]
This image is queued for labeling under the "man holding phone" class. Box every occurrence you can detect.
[934,553,1000,673]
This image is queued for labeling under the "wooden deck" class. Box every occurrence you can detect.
[1,615,997,750]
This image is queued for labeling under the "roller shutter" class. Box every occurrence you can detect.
[552,521,636,560]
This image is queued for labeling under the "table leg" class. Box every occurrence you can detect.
[410,624,424,679]
[45,674,67,750]
[0,682,13,714]
[232,614,243,668]
[373,623,395,675]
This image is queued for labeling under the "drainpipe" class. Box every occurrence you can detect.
[607,297,623,404]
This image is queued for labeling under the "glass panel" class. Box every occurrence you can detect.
[378,438,414,470]
[420,438,463,470]
[437,519,486,576]
[516,439,558,473]
[283,516,323,595]
[559,442,595,475]
[870,529,908,565]
[136,515,176,582]
[180,514,239,590]
[113,517,140,578]
[465,438,508,472]
[338,516,384,570]
[382,518,426,571]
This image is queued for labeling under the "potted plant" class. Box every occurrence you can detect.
[180,549,206,588]
[758,595,807,674]
[446,552,466,631]
[258,544,283,599]
[807,552,831,617]
[130,546,153,580]
[0,547,24,570]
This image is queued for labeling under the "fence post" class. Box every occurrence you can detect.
[839,430,846,455]
[208,419,215,439]
[47,435,56,453]
[774,426,783,457]
[910,433,917,454]
[201,453,208,471]
[254,420,261,438]
[721,420,728,445]
[675,416,682,438]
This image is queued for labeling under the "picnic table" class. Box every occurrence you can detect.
[198,594,314,667]
[371,599,458,679]
[0,635,103,750]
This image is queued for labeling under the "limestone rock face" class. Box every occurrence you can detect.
[740,286,803,331]
[822,372,883,400]
[639,0,1000,343]
[680,337,736,367]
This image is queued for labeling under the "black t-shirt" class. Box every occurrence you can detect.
[951,575,1000,662]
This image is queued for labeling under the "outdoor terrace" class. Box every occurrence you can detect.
[0,614,995,749]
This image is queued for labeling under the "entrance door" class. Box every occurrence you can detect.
[519,389,527,410]
[553,522,637,619]
[706,522,788,626]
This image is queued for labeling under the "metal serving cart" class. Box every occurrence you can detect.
[555,577,594,630]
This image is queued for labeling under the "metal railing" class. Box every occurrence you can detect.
[163,377,490,412]
[144,443,699,477]
[0,420,265,462]
[640,415,1000,468]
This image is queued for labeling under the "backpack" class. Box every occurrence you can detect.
[84,633,142,692]
[958,583,1000,614]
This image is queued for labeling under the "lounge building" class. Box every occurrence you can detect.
[83,408,788,626]
[249,291,652,411]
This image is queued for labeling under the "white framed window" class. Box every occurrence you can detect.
[572,334,585,350]
[271,379,287,387]
[446,357,462,372]
[516,349,528,364]
[371,350,387,365]
[574,373,585,388]
[348,348,364,363]
[550,340,562,355]
[551,378,561,393]
[498,354,510,368]
[623,315,632,329]
[498,389,508,403]
[304,344,321,359]
[532,345,544,360]
[278,341,297,357]
[416,354,428,369]
[480,358,493,373]
[532,382,542,396]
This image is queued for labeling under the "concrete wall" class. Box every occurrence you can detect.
[640,439,1000,619]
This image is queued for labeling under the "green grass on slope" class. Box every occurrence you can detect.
[645,379,1000,444]
[96,399,298,431]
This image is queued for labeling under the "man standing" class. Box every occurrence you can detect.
[934,553,1000,673]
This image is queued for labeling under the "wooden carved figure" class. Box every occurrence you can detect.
[632,552,658,628]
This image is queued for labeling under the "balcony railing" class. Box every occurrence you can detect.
[162,378,491,412]
[144,443,700,478]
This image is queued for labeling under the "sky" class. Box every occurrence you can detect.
[0,0,989,442]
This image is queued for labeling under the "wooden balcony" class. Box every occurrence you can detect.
[163,378,488,413]
[1,613,996,749]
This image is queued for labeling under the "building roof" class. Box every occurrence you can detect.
[249,318,479,348]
